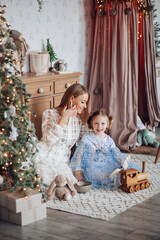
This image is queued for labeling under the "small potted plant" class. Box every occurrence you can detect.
[46,38,58,70]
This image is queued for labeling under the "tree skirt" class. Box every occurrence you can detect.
[47,154,160,221]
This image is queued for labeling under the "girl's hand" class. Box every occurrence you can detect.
[75,170,84,182]
[58,105,77,127]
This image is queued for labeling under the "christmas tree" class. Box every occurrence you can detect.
[0,5,46,201]
[151,0,160,58]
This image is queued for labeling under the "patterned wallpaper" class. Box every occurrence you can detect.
[1,0,160,84]
[154,0,160,20]
[0,0,93,84]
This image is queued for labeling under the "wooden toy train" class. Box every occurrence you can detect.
[120,161,151,193]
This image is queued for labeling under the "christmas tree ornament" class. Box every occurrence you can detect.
[4,111,7,118]
[20,159,32,171]
[4,105,16,119]
[0,175,4,185]
[9,122,18,141]
[8,65,14,73]
[125,3,132,15]
[9,105,16,116]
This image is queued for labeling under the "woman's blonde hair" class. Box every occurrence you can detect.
[87,109,113,130]
[56,83,90,124]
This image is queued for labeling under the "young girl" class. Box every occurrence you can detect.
[71,109,139,189]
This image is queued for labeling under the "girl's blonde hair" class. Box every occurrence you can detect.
[87,109,113,129]
[56,83,91,124]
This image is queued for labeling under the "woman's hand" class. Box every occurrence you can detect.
[62,104,77,119]
[58,105,77,127]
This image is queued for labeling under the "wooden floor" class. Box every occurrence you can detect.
[0,127,160,240]
[0,192,160,240]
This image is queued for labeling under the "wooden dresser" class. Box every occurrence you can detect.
[22,72,82,139]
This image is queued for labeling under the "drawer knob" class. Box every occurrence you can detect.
[65,83,71,88]
[38,88,44,94]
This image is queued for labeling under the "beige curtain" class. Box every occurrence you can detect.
[138,0,160,127]
[88,1,139,151]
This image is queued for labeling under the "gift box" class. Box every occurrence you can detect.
[0,176,12,191]
[0,203,46,226]
[0,189,42,213]
[29,51,49,74]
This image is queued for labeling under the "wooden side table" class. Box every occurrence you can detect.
[155,145,160,164]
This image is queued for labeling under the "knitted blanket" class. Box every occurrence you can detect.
[47,154,160,221]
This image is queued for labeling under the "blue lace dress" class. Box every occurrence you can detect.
[71,132,140,189]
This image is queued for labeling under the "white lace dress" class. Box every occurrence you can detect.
[34,109,86,186]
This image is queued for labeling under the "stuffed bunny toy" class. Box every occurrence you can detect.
[46,174,77,201]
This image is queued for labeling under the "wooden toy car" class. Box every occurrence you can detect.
[120,161,151,193]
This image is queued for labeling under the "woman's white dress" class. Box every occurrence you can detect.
[34,109,86,186]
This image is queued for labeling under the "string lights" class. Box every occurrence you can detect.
[93,0,153,17]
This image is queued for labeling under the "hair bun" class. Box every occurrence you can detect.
[108,115,114,128]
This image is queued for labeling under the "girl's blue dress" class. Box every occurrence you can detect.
[71,132,140,189]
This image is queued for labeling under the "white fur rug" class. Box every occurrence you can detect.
[47,154,160,221]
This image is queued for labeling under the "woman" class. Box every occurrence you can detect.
[34,83,90,186]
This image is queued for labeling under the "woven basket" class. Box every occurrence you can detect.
[29,51,49,74]
[0,176,12,191]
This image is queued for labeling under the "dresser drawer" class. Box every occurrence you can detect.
[54,78,78,94]
[53,94,63,107]
[26,81,53,98]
